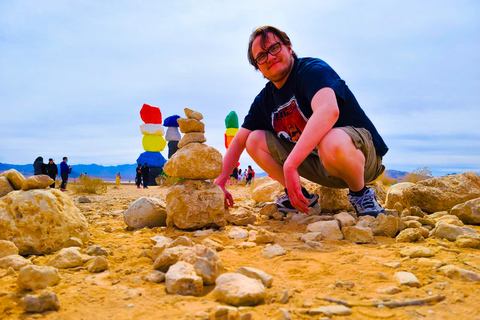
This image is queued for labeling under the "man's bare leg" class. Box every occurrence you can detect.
[245,130,286,186]
[318,128,365,191]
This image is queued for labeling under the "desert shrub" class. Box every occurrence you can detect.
[379,173,397,186]
[401,167,433,183]
[155,174,181,186]
[71,175,108,194]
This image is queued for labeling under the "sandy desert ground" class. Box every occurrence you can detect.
[1,183,480,320]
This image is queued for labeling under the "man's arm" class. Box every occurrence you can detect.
[283,87,339,213]
[214,127,252,207]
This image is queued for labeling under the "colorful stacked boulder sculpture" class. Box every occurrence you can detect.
[224,111,239,149]
[164,108,226,230]
[136,104,167,184]
[163,115,181,159]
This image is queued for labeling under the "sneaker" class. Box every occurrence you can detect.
[275,187,319,214]
[348,187,385,218]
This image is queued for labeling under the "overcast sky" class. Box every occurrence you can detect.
[1,0,479,176]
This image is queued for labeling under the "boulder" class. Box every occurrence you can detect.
[165,261,203,296]
[450,198,480,225]
[315,186,351,213]
[385,182,415,209]
[177,132,206,149]
[177,118,205,133]
[0,189,89,255]
[166,180,226,230]
[0,176,14,197]
[235,266,273,288]
[213,273,266,306]
[342,226,373,243]
[17,265,61,290]
[371,213,399,237]
[123,197,167,229]
[164,143,222,179]
[21,175,54,190]
[431,222,467,241]
[403,172,480,213]
[306,220,343,240]
[0,169,26,190]
[47,247,83,269]
[251,179,284,203]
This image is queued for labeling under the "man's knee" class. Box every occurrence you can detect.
[318,128,349,157]
[245,130,267,155]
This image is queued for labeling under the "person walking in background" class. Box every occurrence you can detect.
[116,172,121,186]
[141,163,150,189]
[33,157,47,175]
[46,158,58,188]
[135,164,142,189]
[60,157,72,191]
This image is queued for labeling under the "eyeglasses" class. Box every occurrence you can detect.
[255,42,282,65]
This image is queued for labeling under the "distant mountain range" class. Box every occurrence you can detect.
[1,162,407,182]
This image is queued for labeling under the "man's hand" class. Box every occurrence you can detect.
[214,179,234,208]
[283,163,309,213]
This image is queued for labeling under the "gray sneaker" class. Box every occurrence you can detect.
[348,187,385,218]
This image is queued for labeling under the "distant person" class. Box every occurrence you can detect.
[141,163,150,189]
[238,169,242,182]
[135,164,142,189]
[46,158,58,188]
[116,172,121,186]
[33,157,47,175]
[60,157,72,191]
[246,165,254,185]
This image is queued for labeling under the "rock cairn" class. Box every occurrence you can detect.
[137,103,168,184]
[163,108,226,230]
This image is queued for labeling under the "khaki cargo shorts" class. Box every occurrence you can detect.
[265,126,385,189]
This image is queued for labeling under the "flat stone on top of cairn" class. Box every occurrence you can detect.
[164,108,226,230]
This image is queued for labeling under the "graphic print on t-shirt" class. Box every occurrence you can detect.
[272,96,308,142]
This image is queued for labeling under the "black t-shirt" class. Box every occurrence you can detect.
[242,57,388,157]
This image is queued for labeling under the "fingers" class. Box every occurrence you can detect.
[291,192,309,213]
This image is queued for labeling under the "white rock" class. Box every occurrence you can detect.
[438,265,480,282]
[47,247,83,269]
[342,226,373,244]
[235,266,273,288]
[0,254,32,270]
[17,265,61,290]
[86,256,109,273]
[309,305,352,316]
[394,271,421,287]
[228,227,249,239]
[306,220,343,240]
[262,244,286,259]
[165,261,203,296]
[123,197,167,229]
[334,212,356,228]
[140,123,165,135]
[145,270,165,283]
[213,273,266,306]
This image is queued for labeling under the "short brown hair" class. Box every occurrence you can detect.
[248,26,297,70]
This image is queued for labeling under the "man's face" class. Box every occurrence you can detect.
[252,33,294,87]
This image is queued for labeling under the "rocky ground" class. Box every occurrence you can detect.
[1,182,480,320]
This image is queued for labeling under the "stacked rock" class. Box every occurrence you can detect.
[224,111,239,149]
[137,104,168,184]
[163,108,226,230]
[163,115,181,159]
